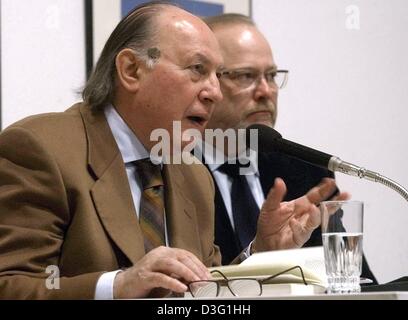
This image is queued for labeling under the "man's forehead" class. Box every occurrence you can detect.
[156,20,223,66]
[213,24,274,67]
[217,26,259,46]
[157,7,206,35]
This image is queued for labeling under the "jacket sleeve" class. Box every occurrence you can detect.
[0,126,103,299]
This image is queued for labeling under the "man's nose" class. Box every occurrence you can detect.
[253,76,277,101]
[200,74,223,104]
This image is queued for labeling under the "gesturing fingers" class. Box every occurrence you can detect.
[331,191,351,202]
[290,217,315,247]
[305,178,337,204]
[261,178,287,212]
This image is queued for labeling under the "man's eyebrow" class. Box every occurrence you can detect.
[223,65,279,72]
[190,53,210,63]
[217,65,226,72]
[267,65,278,72]
[190,53,221,67]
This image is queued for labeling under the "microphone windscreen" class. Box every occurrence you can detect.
[246,124,282,151]
[246,124,333,169]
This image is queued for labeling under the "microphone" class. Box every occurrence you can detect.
[246,124,408,202]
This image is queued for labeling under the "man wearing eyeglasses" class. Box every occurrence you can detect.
[201,14,377,282]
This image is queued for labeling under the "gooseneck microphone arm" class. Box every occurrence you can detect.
[328,157,408,202]
[247,124,408,202]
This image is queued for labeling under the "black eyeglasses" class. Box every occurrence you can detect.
[188,265,307,298]
[217,68,289,90]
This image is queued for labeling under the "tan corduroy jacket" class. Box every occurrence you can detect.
[0,103,220,299]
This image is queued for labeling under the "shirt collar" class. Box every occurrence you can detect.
[197,140,260,177]
[104,104,150,164]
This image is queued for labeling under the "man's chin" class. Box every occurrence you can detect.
[244,112,275,128]
[242,119,274,129]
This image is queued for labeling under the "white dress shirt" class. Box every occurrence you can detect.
[195,141,265,230]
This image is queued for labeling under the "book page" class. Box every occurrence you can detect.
[187,247,328,298]
[242,246,326,277]
[210,247,327,286]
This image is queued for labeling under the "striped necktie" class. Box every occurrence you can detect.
[134,158,165,252]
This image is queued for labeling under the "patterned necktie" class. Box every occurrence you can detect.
[218,162,260,249]
[134,158,165,252]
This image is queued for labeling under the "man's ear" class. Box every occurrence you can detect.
[115,48,143,93]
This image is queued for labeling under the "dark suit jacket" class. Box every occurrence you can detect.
[213,151,377,282]
[0,103,221,299]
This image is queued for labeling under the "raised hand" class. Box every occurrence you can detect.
[252,178,350,252]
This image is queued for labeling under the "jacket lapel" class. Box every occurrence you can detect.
[200,156,240,264]
[163,164,203,259]
[80,105,145,264]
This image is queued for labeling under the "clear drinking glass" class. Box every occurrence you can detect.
[320,200,364,294]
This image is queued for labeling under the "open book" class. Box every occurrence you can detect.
[186,247,327,298]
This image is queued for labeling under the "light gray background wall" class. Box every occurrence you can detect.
[253,0,408,283]
[1,0,85,128]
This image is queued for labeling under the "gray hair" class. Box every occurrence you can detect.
[203,13,255,30]
[82,1,177,110]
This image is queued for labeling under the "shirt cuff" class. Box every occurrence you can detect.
[94,270,122,300]
[244,240,254,258]
[234,240,254,264]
